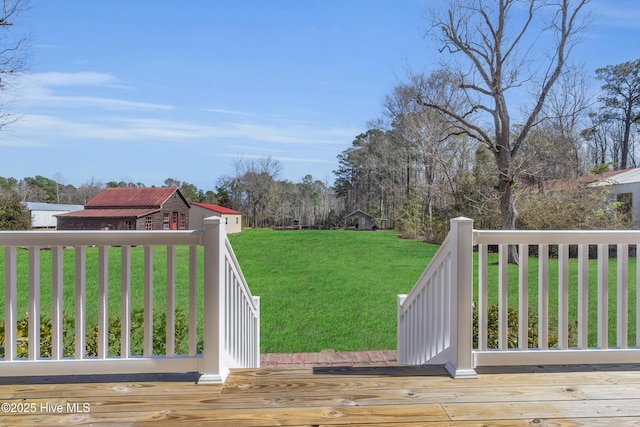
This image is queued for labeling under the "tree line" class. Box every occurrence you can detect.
[0,166,343,231]
[0,175,217,206]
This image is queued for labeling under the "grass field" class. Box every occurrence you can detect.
[228,229,438,353]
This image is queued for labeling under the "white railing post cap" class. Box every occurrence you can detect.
[451,217,473,223]
[203,216,223,225]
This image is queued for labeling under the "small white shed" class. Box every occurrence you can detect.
[22,202,84,229]
[190,203,243,234]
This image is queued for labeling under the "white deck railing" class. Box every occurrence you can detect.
[397,218,475,378]
[398,217,640,378]
[0,216,259,384]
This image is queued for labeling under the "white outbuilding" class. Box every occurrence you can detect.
[189,203,243,234]
[22,202,84,229]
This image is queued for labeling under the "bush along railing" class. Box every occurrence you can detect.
[0,309,198,359]
[398,217,640,378]
[0,216,259,384]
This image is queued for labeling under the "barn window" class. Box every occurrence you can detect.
[163,213,170,230]
[145,217,153,230]
[180,213,187,229]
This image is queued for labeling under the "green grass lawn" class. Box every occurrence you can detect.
[228,229,438,353]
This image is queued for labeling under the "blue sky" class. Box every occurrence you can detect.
[2,1,639,190]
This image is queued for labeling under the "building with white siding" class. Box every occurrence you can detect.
[22,202,84,229]
[190,203,242,234]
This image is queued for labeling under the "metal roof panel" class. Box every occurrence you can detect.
[86,187,179,208]
[191,202,242,215]
[55,208,160,218]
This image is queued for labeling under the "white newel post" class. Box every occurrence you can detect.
[198,216,229,384]
[253,296,261,368]
[396,294,407,364]
[445,217,477,378]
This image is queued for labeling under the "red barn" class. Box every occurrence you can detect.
[56,187,190,231]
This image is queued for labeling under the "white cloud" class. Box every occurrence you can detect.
[9,114,204,142]
[223,152,331,164]
[27,71,121,87]
[592,1,640,29]
[39,94,173,111]
[8,112,359,148]
[21,71,173,111]
[205,107,261,118]
[219,121,357,145]
[204,108,358,144]
[10,71,360,159]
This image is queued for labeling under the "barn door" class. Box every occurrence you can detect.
[172,212,178,230]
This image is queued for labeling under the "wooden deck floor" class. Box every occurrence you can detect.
[1,363,640,426]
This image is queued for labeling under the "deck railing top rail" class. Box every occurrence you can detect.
[0,229,203,246]
[474,229,640,245]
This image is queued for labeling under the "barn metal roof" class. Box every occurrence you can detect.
[588,168,640,187]
[345,209,375,219]
[86,187,182,208]
[55,208,160,218]
[191,202,242,215]
[22,202,84,212]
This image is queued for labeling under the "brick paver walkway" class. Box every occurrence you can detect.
[260,349,397,368]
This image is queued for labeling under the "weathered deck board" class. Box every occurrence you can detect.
[444,399,640,421]
[0,364,639,426]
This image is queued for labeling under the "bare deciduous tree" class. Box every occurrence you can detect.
[522,68,593,186]
[0,0,30,129]
[229,156,282,228]
[416,0,590,261]
[387,71,473,238]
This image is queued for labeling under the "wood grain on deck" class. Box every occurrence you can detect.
[0,364,639,426]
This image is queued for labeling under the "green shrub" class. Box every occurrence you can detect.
[516,184,626,230]
[0,309,202,358]
[473,305,578,349]
[0,305,580,357]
